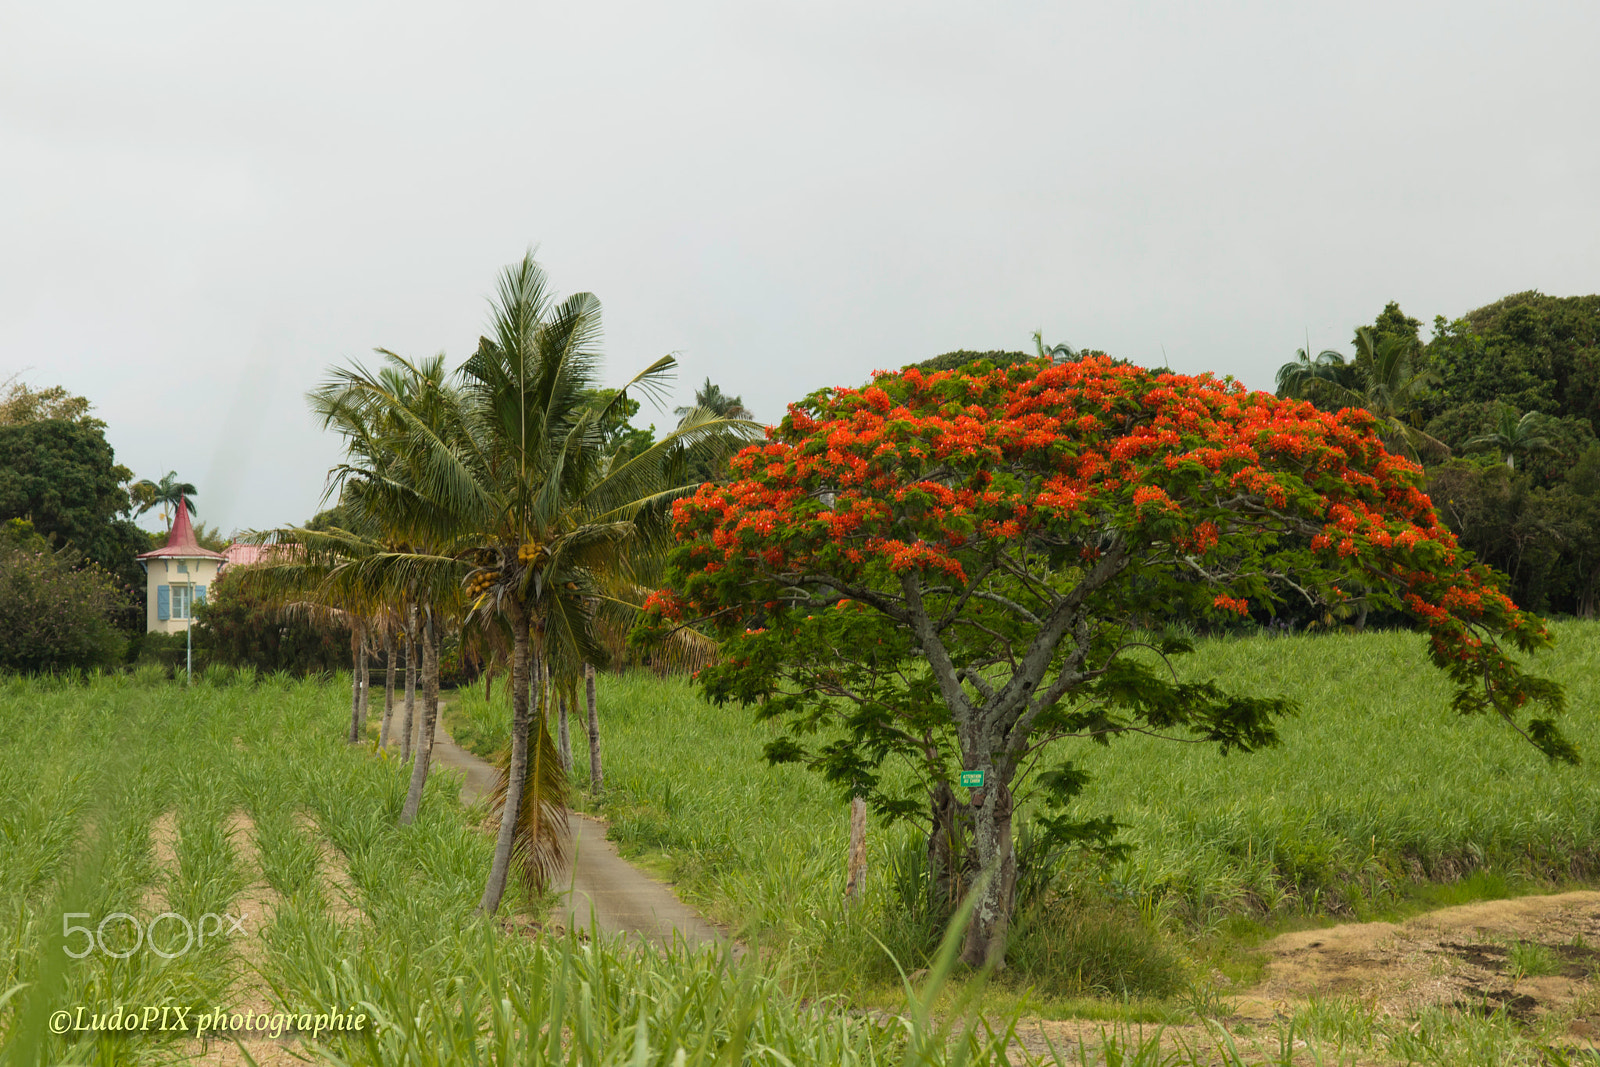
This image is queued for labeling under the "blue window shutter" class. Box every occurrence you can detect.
[196,585,206,606]
[157,585,170,620]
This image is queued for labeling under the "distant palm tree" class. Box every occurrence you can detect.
[1294,328,1448,462]
[675,378,751,422]
[1275,336,1359,399]
[1465,409,1559,471]
[130,472,197,528]
[672,378,760,485]
[306,352,463,800]
[1032,330,1078,362]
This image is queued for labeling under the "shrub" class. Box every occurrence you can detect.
[193,568,351,675]
[133,631,194,673]
[0,542,125,672]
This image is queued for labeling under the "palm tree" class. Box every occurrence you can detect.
[1032,330,1077,362]
[1465,409,1559,471]
[457,258,753,912]
[1293,328,1449,462]
[674,378,751,422]
[322,253,754,912]
[1274,336,1360,399]
[130,472,198,528]
[305,352,468,818]
[672,378,758,486]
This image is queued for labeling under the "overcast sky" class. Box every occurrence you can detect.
[3,1,1597,535]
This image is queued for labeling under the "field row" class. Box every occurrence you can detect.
[0,673,1034,1065]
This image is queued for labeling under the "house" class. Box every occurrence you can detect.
[221,542,274,568]
[135,497,225,633]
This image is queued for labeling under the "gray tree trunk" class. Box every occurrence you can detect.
[357,636,370,728]
[379,629,396,749]
[556,686,573,774]
[348,625,365,744]
[927,780,963,918]
[845,796,868,903]
[424,616,439,756]
[480,602,530,914]
[961,776,1017,968]
[400,614,418,763]
[400,609,439,824]
[584,663,602,792]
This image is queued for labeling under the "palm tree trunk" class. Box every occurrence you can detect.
[348,624,364,744]
[424,613,439,756]
[400,608,439,824]
[357,632,370,731]
[585,662,602,792]
[380,629,396,749]
[556,686,573,774]
[480,602,530,914]
[401,610,418,762]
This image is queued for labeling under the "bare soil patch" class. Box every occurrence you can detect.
[1009,891,1600,1062]
[138,810,179,915]
[1237,890,1600,1031]
[180,811,302,1067]
[294,812,363,924]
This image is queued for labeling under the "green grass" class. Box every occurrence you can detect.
[443,677,509,758]
[0,669,1048,1065]
[566,623,1600,1000]
[6,621,1599,1064]
[1076,622,1600,928]
[1508,939,1562,980]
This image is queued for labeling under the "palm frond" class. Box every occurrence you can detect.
[485,719,569,895]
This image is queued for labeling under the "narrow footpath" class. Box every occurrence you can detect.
[426,717,730,950]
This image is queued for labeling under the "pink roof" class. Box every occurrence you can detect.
[222,543,273,567]
[135,496,226,560]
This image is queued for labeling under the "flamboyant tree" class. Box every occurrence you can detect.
[638,355,1573,967]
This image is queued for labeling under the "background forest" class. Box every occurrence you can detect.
[1295,292,1600,620]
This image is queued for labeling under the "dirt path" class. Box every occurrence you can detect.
[426,717,730,950]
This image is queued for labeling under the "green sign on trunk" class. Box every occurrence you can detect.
[959,770,985,788]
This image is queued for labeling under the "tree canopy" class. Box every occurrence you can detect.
[1429,291,1600,422]
[1274,293,1600,619]
[641,354,1569,966]
[0,416,146,589]
[0,378,97,426]
[909,349,1036,374]
[195,565,354,675]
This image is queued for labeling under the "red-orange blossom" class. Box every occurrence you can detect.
[639,355,1571,965]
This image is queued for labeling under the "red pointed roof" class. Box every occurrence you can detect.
[136,496,226,560]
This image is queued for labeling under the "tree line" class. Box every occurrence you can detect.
[1275,293,1600,619]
